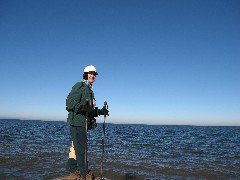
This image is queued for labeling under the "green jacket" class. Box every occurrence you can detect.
[66,81,95,127]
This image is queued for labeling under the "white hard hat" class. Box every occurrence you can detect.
[84,65,98,75]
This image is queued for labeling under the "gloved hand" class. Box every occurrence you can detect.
[98,106,109,116]
[87,118,97,130]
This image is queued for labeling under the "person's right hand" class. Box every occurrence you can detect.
[98,106,109,116]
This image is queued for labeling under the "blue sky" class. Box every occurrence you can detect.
[0,0,239,125]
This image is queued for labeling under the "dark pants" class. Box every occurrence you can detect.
[67,125,87,178]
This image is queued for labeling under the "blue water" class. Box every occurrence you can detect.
[0,119,239,179]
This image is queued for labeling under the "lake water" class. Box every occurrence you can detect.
[0,119,239,179]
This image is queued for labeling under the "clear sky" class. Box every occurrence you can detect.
[0,0,240,126]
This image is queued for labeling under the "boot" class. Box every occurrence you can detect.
[86,170,94,180]
[69,170,82,180]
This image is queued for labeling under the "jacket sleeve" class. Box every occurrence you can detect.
[66,82,83,113]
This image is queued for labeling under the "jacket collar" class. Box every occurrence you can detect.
[82,80,92,88]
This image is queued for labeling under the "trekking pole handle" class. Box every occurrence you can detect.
[104,101,107,106]
[103,101,108,117]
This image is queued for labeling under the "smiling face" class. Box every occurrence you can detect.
[87,71,97,83]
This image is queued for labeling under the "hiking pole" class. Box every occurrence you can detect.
[85,99,89,177]
[101,101,108,180]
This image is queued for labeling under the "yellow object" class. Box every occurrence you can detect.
[69,141,76,160]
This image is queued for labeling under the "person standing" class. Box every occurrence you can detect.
[66,65,109,180]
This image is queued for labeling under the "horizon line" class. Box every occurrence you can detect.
[0,118,239,127]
